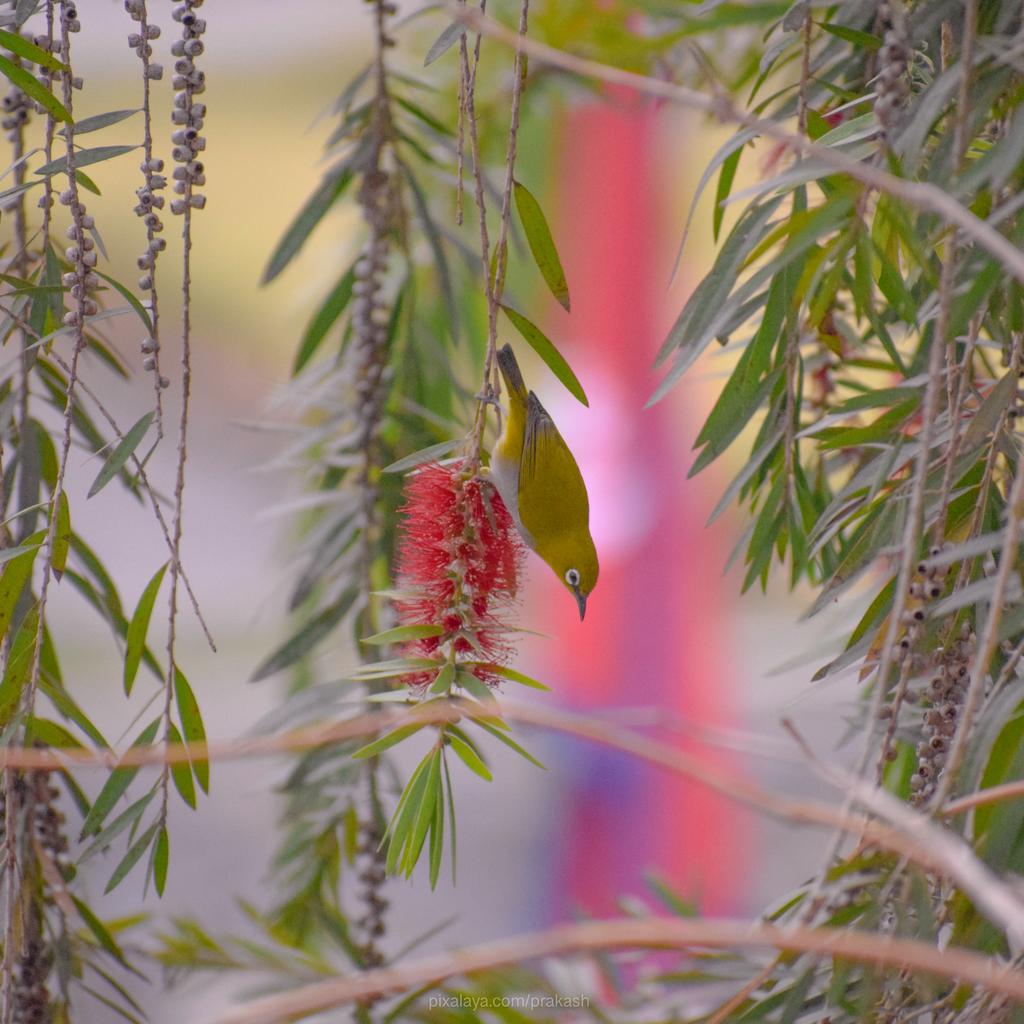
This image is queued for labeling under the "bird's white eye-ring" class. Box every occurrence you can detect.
[565,568,581,588]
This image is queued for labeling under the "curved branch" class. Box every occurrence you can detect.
[944,779,1024,818]
[453,7,1024,285]
[0,699,1020,944]
[212,917,1024,1024]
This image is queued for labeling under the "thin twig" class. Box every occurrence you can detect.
[945,778,1024,817]
[213,916,1024,1024]
[931,314,981,546]
[931,0,977,531]
[468,0,528,467]
[23,0,88,728]
[0,698,1011,929]
[934,439,1024,808]
[454,6,1024,285]
[162,0,207,834]
[132,0,166,438]
[782,12,813,507]
[46,349,214,649]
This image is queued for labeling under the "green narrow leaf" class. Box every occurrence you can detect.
[104,822,158,894]
[0,542,42,567]
[44,243,64,323]
[513,180,571,311]
[174,668,208,793]
[123,561,167,695]
[471,717,546,769]
[250,587,358,681]
[467,662,551,691]
[428,790,444,889]
[80,719,159,839]
[499,305,588,406]
[447,732,492,781]
[0,52,71,122]
[401,161,460,344]
[401,749,441,876]
[343,804,359,864]
[0,609,38,729]
[28,718,83,750]
[658,196,784,368]
[0,29,66,70]
[66,109,140,135]
[394,96,451,137]
[34,144,138,177]
[352,722,424,760]
[442,751,457,883]
[167,722,196,810]
[457,672,498,706]
[293,267,355,374]
[71,897,126,963]
[94,270,153,334]
[263,166,353,284]
[349,656,440,681]
[817,21,881,50]
[51,492,70,578]
[424,20,466,65]
[384,753,434,872]
[645,872,698,917]
[78,790,156,865]
[362,623,444,646]
[713,146,743,241]
[153,826,169,896]
[382,439,461,474]
[75,169,100,195]
[428,661,455,695]
[88,412,154,500]
[0,531,42,639]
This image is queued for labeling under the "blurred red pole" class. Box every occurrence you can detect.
[534,93,743,918]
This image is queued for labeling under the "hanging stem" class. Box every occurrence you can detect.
[467,0,530,468]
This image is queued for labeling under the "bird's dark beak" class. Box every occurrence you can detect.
[574,587,587,621]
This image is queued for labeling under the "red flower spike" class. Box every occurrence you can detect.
[394,460,525,689]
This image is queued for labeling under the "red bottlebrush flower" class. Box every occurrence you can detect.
[394,459,525,688]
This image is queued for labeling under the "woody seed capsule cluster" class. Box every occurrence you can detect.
[125,0,169,389]
[13,938,51,1024]
[58,185,99,325]
[0,771,72,1023]
[911,621,975,806]
[1,73,29,217]
[168,0,207,217]
[354,820,387,968]
[1,79,29,142]
[56,2,99,331]
[874,5,911,137]
[351,166,394,459]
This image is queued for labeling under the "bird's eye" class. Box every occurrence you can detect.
[565,568,580,588]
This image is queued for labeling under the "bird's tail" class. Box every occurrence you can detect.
[497,344,527,402]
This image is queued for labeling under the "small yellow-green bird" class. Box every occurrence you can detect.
[490,343,599,620]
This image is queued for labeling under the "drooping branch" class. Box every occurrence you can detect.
[454,6,1024,284]
[0,698,1018,943]
[467,0,530,467]
[160,0,209,834]
[213,916,1024,1024]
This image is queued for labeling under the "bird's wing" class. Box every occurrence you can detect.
[519,392,589,538]
[521,392,556,482]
